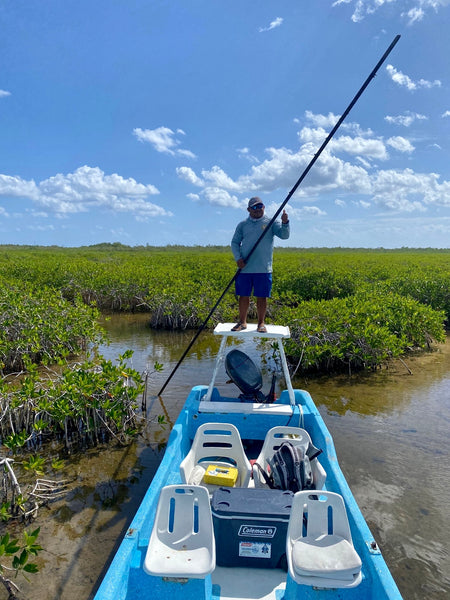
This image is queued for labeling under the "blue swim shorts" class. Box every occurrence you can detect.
[235,272,272,298]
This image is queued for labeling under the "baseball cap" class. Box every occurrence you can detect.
[248,197,264,208]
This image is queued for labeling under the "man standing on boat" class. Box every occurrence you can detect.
[231,197,289,333]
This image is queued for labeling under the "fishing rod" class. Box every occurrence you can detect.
[157,34,401,397]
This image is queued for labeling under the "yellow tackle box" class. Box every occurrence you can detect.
[204,464,239,487]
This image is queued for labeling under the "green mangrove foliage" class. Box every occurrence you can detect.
[0,245,448,375]
[0,353,145,454]
[1,456,49,597]
[279,291,446,373]
[0,526,42,599]
[0,281,103,375]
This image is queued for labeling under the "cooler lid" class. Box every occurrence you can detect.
[211,487,293,519]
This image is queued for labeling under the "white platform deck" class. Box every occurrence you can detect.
[214,323,290,339]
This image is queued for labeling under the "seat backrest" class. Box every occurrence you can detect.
[144,484,216,578]
[181,423,252,487]
[254,426,326,490]
[156,485,212,547]
[289,491,352,542]
[259,426,311,465]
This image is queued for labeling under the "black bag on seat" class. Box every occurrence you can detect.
[255,441,315,493]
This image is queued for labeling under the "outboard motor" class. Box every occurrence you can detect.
[225,349,276,403]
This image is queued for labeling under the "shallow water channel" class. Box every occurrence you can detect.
[16,314,450,600]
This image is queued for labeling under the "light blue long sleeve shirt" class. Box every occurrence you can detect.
[231,215,290,273]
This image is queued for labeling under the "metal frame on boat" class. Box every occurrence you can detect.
[93,323,403,600]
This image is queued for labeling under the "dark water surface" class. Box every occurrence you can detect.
[17,315,450,600]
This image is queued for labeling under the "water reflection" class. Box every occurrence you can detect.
[301,340,450,600]
[18,315,450,600]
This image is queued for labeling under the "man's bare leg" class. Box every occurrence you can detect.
[256,297,267,329]
[238,296,250,325]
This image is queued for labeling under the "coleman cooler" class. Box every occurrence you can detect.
[211,487,294,569]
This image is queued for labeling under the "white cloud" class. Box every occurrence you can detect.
[265,202,326,220]
[0,90,11,98]
[385,112,428,126]
[386,65,442,90]
[299,126,388,160]
[259,17,283,32]
[356,156,372,169]
[202,187,241,208]
[304,110,340,128]
[0,174,39,198]
[333,0,450,23]
[176,166,204,187]
[403,7,425,25]
[330,135,388,160]
[177,149,197,159]
[133,126,196,158]
[301,206,327,216]
[386,136,415,153]
[442,110,450,118]
[201,165,241,191]
[0,166,172,219]
[237,147,259,164]
[372,168,450,211]
[176,111,450,215]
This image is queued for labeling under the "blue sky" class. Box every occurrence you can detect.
[1,1,450,248]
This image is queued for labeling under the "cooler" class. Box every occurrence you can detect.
[211,487,293,569]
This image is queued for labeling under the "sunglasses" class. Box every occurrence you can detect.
[249,204,264,210]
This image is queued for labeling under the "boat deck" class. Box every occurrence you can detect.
[212,566,285,600]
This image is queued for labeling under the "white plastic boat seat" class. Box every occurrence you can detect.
[253,426,326,490]
[286,491,362,589]
[144,485,215,578]
[180,423,252,489]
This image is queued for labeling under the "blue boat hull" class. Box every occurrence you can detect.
[93,385,403,600]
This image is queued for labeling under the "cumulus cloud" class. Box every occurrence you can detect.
[386,65,442,90]
[301,206,327,216]
[202,187,241,209]
[385,112,428,126]
[304,111,340,128]
[372,168,450,211]
[0,166,172,219]
[176,110,450,215]
[133,126,196,158]
[386,136,415,153]
[330,135,388,160]
[0,174,39,199]
[442,110,450,118]
[176,166,204,187]
[201,166,241,191]
[187,193,200,201]
[0,90,11,98]
[259,17,283,32]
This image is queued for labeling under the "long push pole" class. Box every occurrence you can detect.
[157,34,401,396]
